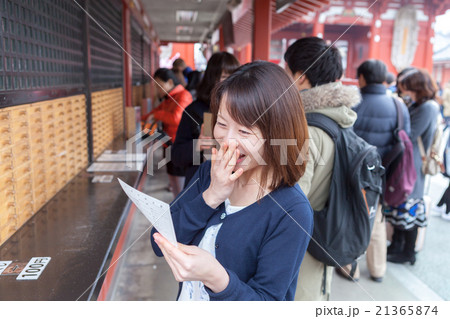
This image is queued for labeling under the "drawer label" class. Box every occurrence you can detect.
[16,257,51,281]
[0,261,12,275]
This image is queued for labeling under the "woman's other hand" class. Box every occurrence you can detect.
[153,232,229,293]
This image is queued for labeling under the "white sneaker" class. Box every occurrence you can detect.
[441,212,450,221]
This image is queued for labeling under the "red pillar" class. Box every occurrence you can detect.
[423,2,436,73]
[123,4,132,107]
[368,10,381,59]
[252,0,272,61]
[312,11,324,38]
[219,26,226,51]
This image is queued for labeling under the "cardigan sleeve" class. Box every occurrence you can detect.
[205,201,313,301]
[151,161,219,256]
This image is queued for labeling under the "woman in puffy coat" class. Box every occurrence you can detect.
[143,68,193,198]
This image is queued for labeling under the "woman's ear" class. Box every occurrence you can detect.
[168,78,174,88]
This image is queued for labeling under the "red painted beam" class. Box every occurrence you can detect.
[253,0,272,61]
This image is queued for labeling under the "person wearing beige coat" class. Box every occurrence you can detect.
[284,37,362,301]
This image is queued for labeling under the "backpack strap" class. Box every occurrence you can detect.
[305,112,340,141]
[392,97,404,131]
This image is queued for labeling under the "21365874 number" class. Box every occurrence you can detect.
[376,306,438,316]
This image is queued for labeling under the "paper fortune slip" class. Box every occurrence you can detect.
[118,178,178,247]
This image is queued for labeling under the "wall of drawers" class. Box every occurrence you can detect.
[91,88,124,158]
[0,95,88,245]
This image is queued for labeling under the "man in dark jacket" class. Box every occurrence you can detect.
[343,59,411,282]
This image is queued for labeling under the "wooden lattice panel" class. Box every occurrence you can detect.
[92,88,124,158]
[0,95,88,245]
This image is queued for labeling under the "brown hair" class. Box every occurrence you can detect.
[399,69,437,105]
[210,61,309,192]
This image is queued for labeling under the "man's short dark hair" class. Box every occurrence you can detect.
[385,72,395,85]
[284,37,343,87]
[357,60,387,85]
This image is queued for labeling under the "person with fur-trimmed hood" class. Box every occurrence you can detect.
[284,37,361,301]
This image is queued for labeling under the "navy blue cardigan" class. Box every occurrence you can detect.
[151,161,313,301]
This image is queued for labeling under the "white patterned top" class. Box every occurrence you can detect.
[177,199,246,301]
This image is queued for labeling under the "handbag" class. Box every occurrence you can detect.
[418,136,441,175]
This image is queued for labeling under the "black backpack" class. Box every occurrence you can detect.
[306,113,385,267]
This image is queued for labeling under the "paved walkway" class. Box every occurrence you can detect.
[108,164,450,301]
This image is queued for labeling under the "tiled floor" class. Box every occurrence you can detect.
[108,163,450,301]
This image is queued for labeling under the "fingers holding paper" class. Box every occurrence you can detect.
[153,232,229,293]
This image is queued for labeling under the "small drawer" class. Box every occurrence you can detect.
[33,184,46,197]
[31,147,45,159]
[42,103,54,114]
[44,164,57,176]
[0,198,16,217]
[32,168,45,183]
[43,130,56,141]
[0,184,14,203]
[11,131,30,144]
[0,110,11,125]
[13,163,32,179]
[43,122,56,132]
[0,203,16,225]
[0,171,14,190]
[0,161,13,176]
[30,128,44,140]
[16,196,33,215]
[12,141,30,157]
[0,130,12,148]
[10,107,28,121]
[31,155,45,168]
[29,116,43,126]
[29,105,42,116]
[11,120,29,133]
[14,174,33,196]
[41,112,55,122]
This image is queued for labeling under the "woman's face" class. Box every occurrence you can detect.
[154,77,174,99]
[213,99,265,177]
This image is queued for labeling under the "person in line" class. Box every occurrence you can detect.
[172,52,240,187]
[336,60,410,283]
[150,61,313,301]
[143,68,193,198]
[172,58,192,87]
[284,36,361,300]
[385,69,440,265]
[384,71,396,95]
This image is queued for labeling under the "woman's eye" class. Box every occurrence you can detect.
[217,122,226,127]
[239,130,251,135]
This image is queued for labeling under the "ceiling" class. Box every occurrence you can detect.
[141,0,231,43]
